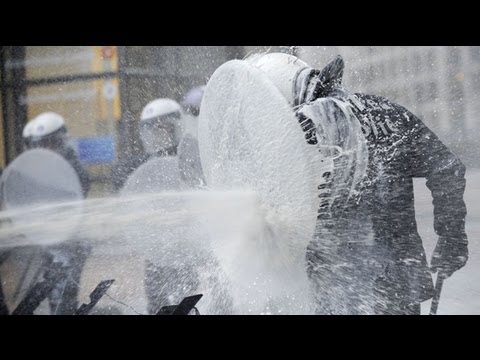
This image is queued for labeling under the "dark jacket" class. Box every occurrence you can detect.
[309,91,467,305]
[58,145,91,198]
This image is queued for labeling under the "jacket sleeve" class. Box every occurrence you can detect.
[401,107,467,240]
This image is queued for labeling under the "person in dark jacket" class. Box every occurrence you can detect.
[117,98,201,314]
[22,112,91,314]
[111,99,184,192]
[249,53,468,314]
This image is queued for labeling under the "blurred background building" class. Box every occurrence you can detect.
[1,46,478,197]
[299,46,480,169]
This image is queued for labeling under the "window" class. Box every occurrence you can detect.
[388,58,397,78]
[413,52,423,74]
[0,46,121,174]
[469,46,480,63]
[376,62,386,81]
[365,64,375,84]
[426,48,436,69]
[22,47,121,146]
[414,82,425,103]
[19,47,116,80]
[24,79,120,138]
[447,47,461,68]
[472,70,480,93]
[425,81,438,102]
[448,78,465,130]
[399,56,410,77]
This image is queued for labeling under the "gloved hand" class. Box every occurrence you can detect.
[430,236,468,278]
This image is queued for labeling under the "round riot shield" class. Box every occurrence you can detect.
[0,149,84,307]
[118,155,199,264]
[197,59,334,313]
[118,156,205,313]
[0,148,84,248]
[121,156,183,195]
[115,156,186,259]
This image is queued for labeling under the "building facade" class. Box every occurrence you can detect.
[299,46,480,167]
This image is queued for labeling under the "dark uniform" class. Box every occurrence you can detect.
[306,90,467,315]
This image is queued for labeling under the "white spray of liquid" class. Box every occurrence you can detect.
[0,189,315,314]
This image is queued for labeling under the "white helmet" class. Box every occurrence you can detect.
[22,112,67,149]
[23,112,65,139]
[245,52,311,106]
[139,98,184,155]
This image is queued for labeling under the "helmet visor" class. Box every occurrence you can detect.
[139,114,179,154]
